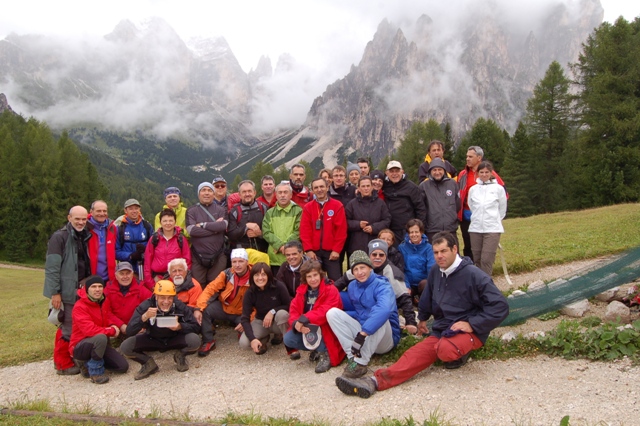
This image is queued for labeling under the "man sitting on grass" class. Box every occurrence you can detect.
[335,231,509,398]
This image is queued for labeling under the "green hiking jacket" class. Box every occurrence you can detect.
[261,201,303,266]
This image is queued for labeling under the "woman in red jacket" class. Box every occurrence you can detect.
[283,259,345,373]
[104,262,152,335]
[70,276,129,384]
[143,209,191,290]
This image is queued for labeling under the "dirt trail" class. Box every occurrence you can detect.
[1,257,638,425]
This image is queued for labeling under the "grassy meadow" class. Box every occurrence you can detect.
[1,203,639,368]
[497,203,640,274]
[0,268,53,367]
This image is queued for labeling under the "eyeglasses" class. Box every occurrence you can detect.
[214,184,226,189]
[370,253,386,258]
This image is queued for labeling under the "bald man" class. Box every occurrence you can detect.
[44,206,93,375]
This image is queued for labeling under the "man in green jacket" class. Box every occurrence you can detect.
[262,182,303,276]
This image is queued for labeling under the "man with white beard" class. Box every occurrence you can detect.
[164,258,203,314]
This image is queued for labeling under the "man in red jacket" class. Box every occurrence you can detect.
[300,177,347,280]
[70,276,129,384]
[104,262,152,335]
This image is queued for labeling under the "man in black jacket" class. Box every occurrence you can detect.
[336,232,508,398]
[382,161,427,245]
[227,180,269,253]
[120,280,201,380]
[275,241,309,298]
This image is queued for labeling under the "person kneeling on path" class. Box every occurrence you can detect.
[284,259,345,373]
[120,280,201,380]
[335,231,509,398]
[327,251,400,380]
[195,248,253,356]
[70,275,129,384]
[239,262,291,355]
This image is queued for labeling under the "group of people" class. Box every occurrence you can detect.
[43,140,509,397]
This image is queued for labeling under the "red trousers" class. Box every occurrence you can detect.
[375,332,483,391]
[53,328,75,370]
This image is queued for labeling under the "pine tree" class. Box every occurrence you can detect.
[523,61,575,212]
[572,17,640,207]
[231,174,243,192]
[453,118,509,172]
[273,164,290,183]
[396,119,445,182]
[247,160,275,194]
[501,123,537,217]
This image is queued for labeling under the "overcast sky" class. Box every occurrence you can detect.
[1,0,636,75]
[1,0,636,136]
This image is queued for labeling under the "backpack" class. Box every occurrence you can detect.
[230,200,268,224]
[118,219,154,246]
[150,231,184,250]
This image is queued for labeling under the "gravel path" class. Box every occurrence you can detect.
[2,257,638,425]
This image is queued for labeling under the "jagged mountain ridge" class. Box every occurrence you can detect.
[0,17,258,159]
[1,2,605,173]
[291,0,604,165]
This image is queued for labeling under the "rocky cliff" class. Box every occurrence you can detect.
[300,0,604,163]
[0,17,258,156]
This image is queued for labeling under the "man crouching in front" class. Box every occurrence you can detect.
[336,231,508,398]
[120,280,201,380]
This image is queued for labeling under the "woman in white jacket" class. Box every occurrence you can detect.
[468,162,507,276]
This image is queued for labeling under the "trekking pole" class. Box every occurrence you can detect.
[498,243,513,286]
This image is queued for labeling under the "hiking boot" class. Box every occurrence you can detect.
[286,346,301,360]
[444,353,471,370]
[76,361,90,378]
[134,359,159,380]
[174,352,189,372]
[335,376,377,399]
[56,365,80,376]
[314,352,331,374]
[198,340,216,357]
[342,359,368,378]
[309,350,319,362]
[256,336,269,355]
[90,374,109,384]
[270,334,283,345]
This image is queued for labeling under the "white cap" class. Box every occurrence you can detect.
[386,160,402,170]
[230,248,249,261]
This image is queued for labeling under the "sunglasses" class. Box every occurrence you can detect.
[214,184,226,188]
[370,252,386,258]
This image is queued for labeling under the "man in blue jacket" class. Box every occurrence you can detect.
[326,250,400,379]
[336,231,509,398]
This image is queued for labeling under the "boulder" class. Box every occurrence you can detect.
[559,299,590,318]
[501,331,517,342]
[604,301,631,324]
[527,280,546,292]
[595,287,619,302]
[548,278,567,289]
[508,290,527,299]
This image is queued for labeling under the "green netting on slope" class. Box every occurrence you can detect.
[502,246,640,326]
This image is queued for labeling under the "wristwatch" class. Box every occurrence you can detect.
[269,309,276,315]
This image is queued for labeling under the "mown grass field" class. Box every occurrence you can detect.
[498,203,640,274]
[1,203,639,369]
